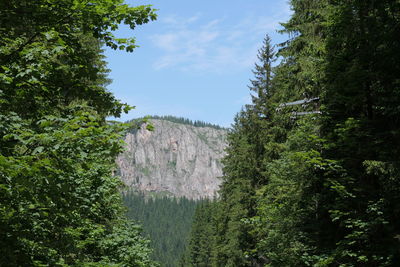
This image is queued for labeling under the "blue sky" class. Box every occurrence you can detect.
[105,0,292,127]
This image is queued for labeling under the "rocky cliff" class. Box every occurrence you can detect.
[116,119,227,199]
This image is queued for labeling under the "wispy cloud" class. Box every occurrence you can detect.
[149,10,290,73]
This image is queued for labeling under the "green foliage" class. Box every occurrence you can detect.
[180,201,218,267]
[143,115,226,130]
[211,35,276,267]
[185,0,400,266]
[0,0,158,266]
[94,221,157,267]
[183,35,277,267]
[0,105,157,266]
[253,118,335,266]
[0,0,156,119]
[123,191,200,267]
[318,0,400,264]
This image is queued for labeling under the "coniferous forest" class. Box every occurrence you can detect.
[123,191,201,267]
[1,0,400,266]
[146,116,225,130]
[182,0,400,266]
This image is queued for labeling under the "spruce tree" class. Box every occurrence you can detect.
[249,34,275,116]
[319,0,400,264]
[211,35,276,267]
[185,0,400,266]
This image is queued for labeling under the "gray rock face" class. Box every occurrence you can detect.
[116,119,227,200]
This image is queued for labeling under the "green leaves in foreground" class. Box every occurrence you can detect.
[0,104,157,266]
[1,0,158,266]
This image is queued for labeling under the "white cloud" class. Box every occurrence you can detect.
[202,18,223,30]
[152,33,179,51]
[162,14,201,29]
[150,10,291,73]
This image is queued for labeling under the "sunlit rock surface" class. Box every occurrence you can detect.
[116,119,227,200]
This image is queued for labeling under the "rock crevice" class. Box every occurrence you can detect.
[116,119,227,199]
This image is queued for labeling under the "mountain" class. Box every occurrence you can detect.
[116,118,228,200]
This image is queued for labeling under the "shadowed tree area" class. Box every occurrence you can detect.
[123,191,202,267]
[184,0,400,266]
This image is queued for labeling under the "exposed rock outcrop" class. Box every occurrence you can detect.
[116,119,227,200]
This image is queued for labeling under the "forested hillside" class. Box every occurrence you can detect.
[123,191,201,267]
[3,0,399,266]
[0,0,158,266]
[184,0,400,266]
[118,117,226,266]
[150,116,225,130]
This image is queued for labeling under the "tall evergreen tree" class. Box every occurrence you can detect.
[249,35,275,116]
[210,35,276,267]
[181,201,217,267]
[123,191,200,267]
[186,0,400,266]
[319,0,400,264]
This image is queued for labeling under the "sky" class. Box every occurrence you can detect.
[105,0,292,127]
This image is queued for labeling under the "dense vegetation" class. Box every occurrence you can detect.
[144,115,226,130]
[184,0,400,266]
[180,200,217,267]
[0,0,158,266]
[123,191,200,267]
